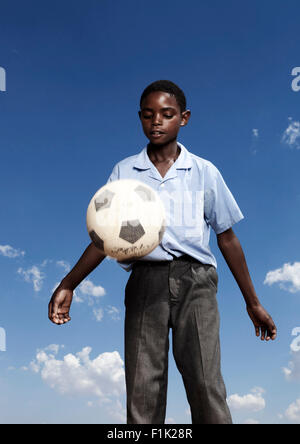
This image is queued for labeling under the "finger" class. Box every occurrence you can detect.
[269,326,277,340]
[58,310,70,323]
[52,315,60,325]
[61,314,69,324]
[260,327,266,341]
[263,328,270,341]
[50,302,61,324]
[59,312,71,324]
[265,327,273,341]
[255,326,260,337]
[51,301,59,317]
[50,311,59,324]
[50,315,60,325]
[268,318,277,337]
[265,320,277,341]
[58,313,65,324]
[48,301,58,322]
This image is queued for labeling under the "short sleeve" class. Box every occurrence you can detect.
[204,162,244,234]
[106,163,120,183]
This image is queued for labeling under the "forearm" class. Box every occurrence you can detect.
[60,242,106,290]
[217,232,259,308]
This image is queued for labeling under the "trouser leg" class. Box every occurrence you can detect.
[124,264,170,424]
[170,260,232,424]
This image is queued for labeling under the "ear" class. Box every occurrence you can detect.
[180,109,191,127]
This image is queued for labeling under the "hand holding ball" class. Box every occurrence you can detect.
[86,179,166,261]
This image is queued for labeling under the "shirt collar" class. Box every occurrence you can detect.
[133,142,193,170]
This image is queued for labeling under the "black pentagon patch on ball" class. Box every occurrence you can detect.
[89,230,105,251]
[134,185,155,202]
[94,190,115,212]
[119,219,146,244]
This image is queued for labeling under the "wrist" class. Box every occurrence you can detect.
[60,277,76,292]
[245,297,261,309]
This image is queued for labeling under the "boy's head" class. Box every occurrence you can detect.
[139,80,191,146]
[140,80,187,113]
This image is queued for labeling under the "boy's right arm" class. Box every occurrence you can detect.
[48,242,106,325]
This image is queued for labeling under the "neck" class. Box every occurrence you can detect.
[147,140,180,163]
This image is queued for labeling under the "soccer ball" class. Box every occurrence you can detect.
[86,179,166,261]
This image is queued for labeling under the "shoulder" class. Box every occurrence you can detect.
[111,153,140,170]
[109,153,141,178]
[107,151,143,182]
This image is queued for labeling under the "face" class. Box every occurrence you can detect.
[139,91,190,146]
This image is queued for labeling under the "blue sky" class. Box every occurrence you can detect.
[1,0,300,424]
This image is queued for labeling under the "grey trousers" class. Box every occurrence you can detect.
[124,254,232,424]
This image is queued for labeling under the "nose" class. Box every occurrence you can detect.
[152,113,162,126]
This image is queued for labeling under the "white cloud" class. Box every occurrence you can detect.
[281,119,300,148]
[93,308,104,322]
[243,418,260,424]
[106,399,126,423]
[0,244,25,258]
[79,279,106,301]
[30,345,125,402]
[250,128,259,155]
[45,344,62,354]
[73,289,84,303]
[56,260,71,273]
[283,350,300,381]
[92,306,121,322]
[282,330,300,381]
[17,265,45,292]
[40,259,52,267]
[264,262,300,293]
[185,407,191,416]
[227,387,265,412]
[165,417,176,424]
[106,305,121,321]
[285,399,300,423]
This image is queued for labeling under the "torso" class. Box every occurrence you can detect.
[152,161,174,179]
[149,146,181,179]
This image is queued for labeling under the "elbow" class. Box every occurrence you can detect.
[217,227,236,249]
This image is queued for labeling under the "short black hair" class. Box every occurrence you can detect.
[140,80,187,113]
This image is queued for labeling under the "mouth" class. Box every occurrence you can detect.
[150,130,165,137]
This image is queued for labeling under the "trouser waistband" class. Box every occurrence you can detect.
[133,254,203,268]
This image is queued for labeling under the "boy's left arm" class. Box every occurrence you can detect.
[217,228,277,341]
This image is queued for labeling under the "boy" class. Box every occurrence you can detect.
[48,80,277,424]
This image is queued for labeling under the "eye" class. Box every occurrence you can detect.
[164,115,173,119]
[142,114,152,119]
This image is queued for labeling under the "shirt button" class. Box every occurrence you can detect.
[160,183,165,188]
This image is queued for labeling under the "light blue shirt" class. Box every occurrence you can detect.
[106,142,244,271]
